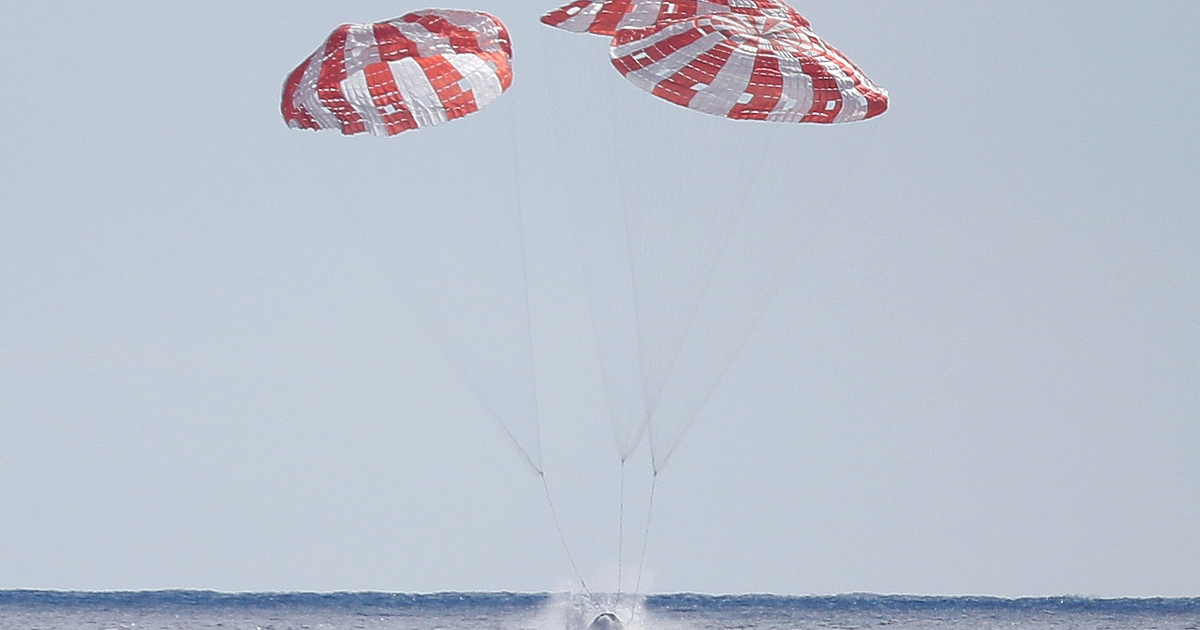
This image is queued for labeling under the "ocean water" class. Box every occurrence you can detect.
[1,591,1198,630]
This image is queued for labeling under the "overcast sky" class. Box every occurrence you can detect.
[2,1,1198,597]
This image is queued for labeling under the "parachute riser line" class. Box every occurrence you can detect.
[616,458,626,605]
[630,469,658,623]
[341,205,542,475]
[540,471,593,599]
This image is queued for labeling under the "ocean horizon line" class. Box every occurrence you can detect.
[2,589,1197,603]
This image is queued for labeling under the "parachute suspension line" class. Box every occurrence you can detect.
[642,129,780,427]
[605,70,653,428]
[614,80,651,461]
[340,205,541,473]
[652,123,883,473]
[540,471,593,599]
[502,94,546,472]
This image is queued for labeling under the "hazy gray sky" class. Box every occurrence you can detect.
[2,0,1198,597]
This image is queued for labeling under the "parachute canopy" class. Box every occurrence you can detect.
[540,0,808,36]
[610,14,888,123]
[282,9,513,137]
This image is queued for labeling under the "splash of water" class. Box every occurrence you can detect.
[530,592,668,630]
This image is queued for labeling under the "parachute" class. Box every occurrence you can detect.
[282,9,513,136]
[282,11,542,471]
[536,0,888,475]
[610,14,888,123]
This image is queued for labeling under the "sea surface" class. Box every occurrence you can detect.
[2,591,1199,630]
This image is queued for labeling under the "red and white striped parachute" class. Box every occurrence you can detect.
[610,14,888,123]
[540,0,808,36]
[282,9,513,137]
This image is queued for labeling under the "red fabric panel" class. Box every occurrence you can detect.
[373,22,418,62]
[363,62,419,135]
[414,55,478,121]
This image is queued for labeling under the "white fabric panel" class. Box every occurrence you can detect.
[340,70,389,136]
[688,39,757,116]
[557,3,604,32]
[446,53,503,108]
[342,23,381,77]
[390,57,448,128]
[766,53,814,122]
